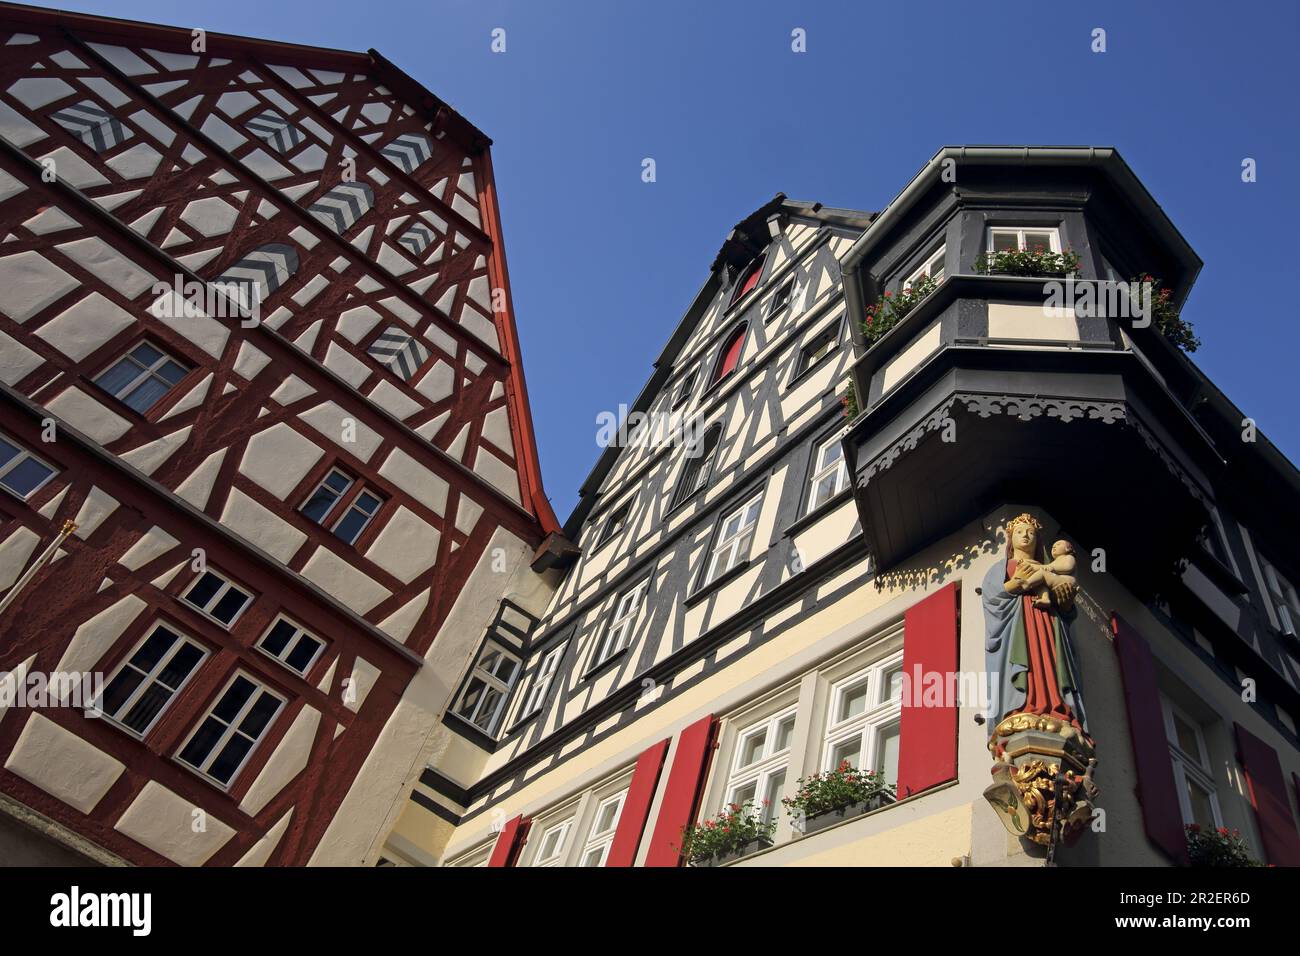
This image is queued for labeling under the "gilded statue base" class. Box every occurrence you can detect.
[983,717,1099,848]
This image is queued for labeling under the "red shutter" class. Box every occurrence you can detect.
[1111,612,1187,863]
[738,263,761,299]
[1234,723,1300,866]
[487,814,531,868]
[897,583,960,797]
[644,714,718,867]
[605,738,670,867]
[714,326,745,383]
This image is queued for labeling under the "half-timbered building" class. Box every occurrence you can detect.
[389,148,1300,869]
[0,3,561,865]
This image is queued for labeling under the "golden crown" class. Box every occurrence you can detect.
[1005,513,1043,534]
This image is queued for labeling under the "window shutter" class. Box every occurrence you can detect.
[897,582,959,797]
[487,814,531,868]
[644,714,718,867]
[713,326,746,384]
[1234,723,1300,866]
[605,738,670,867]
[1111,612,1187,863]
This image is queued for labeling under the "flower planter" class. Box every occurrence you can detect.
[795,792,894,836]
[691,837,774,867]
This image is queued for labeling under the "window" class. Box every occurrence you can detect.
[99,623,207,736]
[596,502,630,548]
[671,423,721,509]
[256,616,325,676]
[592,580,649,668]
[1261,558,1300,637]
[723,708,797,824]
[671,369,697,410]
[94,343,189,415]
[530,818,573,867]
[578,791,627,866]
[1160,696,1222,830]
[807,431,848,513]
[987,226,1061,255]
[709,323,747,388]
[904,245,945,289]
[0,434,57,500]
[822,655,903,787]
[702,491,763,586]
[765,282,793,322]
[730,258,763,306]
[299,468,385,546]
[795,329,837,378]
[453,643,520,735]
[177,672,284,787]
[520,641,566,719]
[183,570,254,628]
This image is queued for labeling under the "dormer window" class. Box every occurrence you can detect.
[709,323,747,389]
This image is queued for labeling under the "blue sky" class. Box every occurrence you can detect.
[42,0,1300,518]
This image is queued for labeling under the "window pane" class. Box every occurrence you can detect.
[95,357,141,397]
[774,714,796,753]
[158,361,188,386]
[882,665,904,703]
[324,471,352,493]
[0,437,18,467]
[730,781,757,806]
[738,729,767,767]
[356,492,382,514]
[493,655,517,683]
[121,683,172,733]
[762,770,786,822]
[992,232,1018,252]
[456,678,484,718]
[130,343,163,366]
[579,847,604,867]
[472,686,503,730]
[101,668,145,717]
[875,724,901,784]
[157,642,203,689]
[179,716,225,766]
[210,587,250,625]
[1,456,54,497]
[838,681,869,721]
[1186,777,1216,830]
[214,676,257,722]
[238,691,279,738]
[122,375,169,413]
[285,635,322,672]
[208,734,254,784]
[332,507,370,544]
[130,627,176,672]
[186,572,223,609]
[1172,713,1202,763]
[594,800,620,834]
[301,485,340,523]
[830,737,860,770]
[261,620,297,656]
[1024,232,1052,253]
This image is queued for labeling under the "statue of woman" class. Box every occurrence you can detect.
[982,514,1090,753]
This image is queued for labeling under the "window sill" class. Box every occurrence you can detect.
[442,712,501,752]
[783,487,854,539]
[684,558,753,609]
[580,647,628,684]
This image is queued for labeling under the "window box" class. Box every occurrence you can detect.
[976,229,1077,277]
[862,274,937,346]
[793,792,894,836]
[1184,824,1263,867]
[690,836,774,867]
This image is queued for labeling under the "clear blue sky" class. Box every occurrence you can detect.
[38,0,1300,518]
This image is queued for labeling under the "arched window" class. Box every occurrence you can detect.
[730,258,763,306]
[672,423,722,508]
[710,323,747,388]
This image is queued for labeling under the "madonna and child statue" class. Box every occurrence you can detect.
[981,513,1099,849]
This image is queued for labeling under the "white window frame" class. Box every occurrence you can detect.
[986,226,1062,255]
[597,502,629,548]
[821,653,904,785]
[175,670,285,788]
[299,467,355,525]
[765,281,793,322]
[94,342,189,414]
[0,433,57,501]
[702,491,763,586]
[330,486,384,545]
[1160,695,1224,830]
[453,643,521,735]
[904,244,945,289]
[521,641,566,718]
[722,706,798,823]
[98,623,208,738]
[592,579,649,668]
[255,614,325,676]
[529,817,573,867]
[1261,558,1300,638]
[182,569,254,628]
[795,328,836,377]
[807,430,848,514]
[577,789,627,867]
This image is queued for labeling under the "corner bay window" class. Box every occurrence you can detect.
[904,245,945,288]
[453,643,520,735]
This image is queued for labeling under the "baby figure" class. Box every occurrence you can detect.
[1012,539,1078,610]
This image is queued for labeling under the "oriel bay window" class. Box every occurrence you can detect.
[177,672,285,787]
[99,623,207,736]
[453,642,520,735]
[299,466,386,545]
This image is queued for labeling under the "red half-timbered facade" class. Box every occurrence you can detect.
[0,3,560,865]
